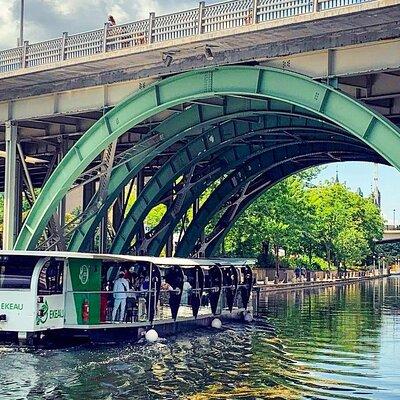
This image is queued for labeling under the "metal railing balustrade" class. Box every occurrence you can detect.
[0,0,375,73]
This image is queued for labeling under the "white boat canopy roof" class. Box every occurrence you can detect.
[0,250,122,261]
[0,251,254,268]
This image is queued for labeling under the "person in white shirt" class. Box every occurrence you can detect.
[112,271,129,322]
[181,276,192,305]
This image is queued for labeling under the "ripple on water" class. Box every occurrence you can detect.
[1,277,400,399]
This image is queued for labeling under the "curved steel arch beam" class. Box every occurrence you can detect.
[69,106,341,252]
[200,154,387,257]
[15,65,400,250]
[110,123,352,254]
[174,142,380,257]
[145,143,377,257]
[139,143,272,255]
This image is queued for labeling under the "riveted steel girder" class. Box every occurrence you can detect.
[69,103,340,252]
[198,154,386,257]
[110,123,350,254]
[146,144,379,257]
[15,66,400,251]
[137,143,267,255]
[174,142,380,257]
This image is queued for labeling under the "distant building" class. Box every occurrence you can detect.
[372,164,381,210]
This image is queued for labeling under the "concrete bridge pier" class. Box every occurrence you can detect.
[3,121,21,250]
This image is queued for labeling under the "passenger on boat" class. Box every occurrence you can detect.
[159,279,173,318]
[181,276,192,305]
[125,269,138,323]
[137,276,150,320]
[111,271,129,322]
[140,276,150,292]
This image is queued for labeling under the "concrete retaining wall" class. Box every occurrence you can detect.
[254,267,391,286]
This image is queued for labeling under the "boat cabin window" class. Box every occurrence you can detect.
[0,255,40,289]
[37,259,64,295]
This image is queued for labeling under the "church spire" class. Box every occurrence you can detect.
[372,164,381,209]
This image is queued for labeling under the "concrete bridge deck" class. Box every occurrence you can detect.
[0,0,400,191]
[1,0,400,102]
[379,226,400,243]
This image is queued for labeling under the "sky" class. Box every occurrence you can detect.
[316,162,400,224]
[1,2,400,222]
[0,0,201,50]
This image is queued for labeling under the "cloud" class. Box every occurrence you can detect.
[0,1,19,48]
[0,0,199,50]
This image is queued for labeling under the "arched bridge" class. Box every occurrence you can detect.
[11,65,400,257]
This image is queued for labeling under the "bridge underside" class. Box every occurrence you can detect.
[7,66,400,256]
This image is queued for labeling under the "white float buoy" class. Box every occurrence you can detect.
[211,318,222,329]
[244,312,253,323]
[145,329,159,343]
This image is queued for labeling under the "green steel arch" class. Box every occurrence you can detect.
[192,153,386,257]
[110,120,350,254]
[69,106,342,252]
[174,142,381,257]
[14,66,400,251]
[146,147,380,257]
[124,138,359,255]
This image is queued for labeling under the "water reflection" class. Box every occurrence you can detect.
[0,277,400,399]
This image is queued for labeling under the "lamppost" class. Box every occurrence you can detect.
[394,209,396,228]
[18,0,25,47]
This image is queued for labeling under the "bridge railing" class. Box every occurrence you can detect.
[384,224,400,231]
[0,0,375,74]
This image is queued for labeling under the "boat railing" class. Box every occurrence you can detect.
[0,0,376,74]
[63,284,248,325]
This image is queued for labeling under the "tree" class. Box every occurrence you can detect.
[307,182,383,267]
[223,176,384,270]
[225,174,312,262]
[334,227,369,266]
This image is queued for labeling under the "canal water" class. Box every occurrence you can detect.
[1,277,400,400]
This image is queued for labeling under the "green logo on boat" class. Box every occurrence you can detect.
[79,265,89,285]
[36,300,64,325]
[36,300,49,325]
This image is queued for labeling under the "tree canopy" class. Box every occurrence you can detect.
[0,167,388,268]
[222,172,384,269]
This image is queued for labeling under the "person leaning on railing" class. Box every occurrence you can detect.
[107,15,116,27]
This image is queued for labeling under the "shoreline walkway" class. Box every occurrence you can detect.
[254,268,397,293]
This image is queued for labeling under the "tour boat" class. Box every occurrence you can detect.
[0,251,254,345]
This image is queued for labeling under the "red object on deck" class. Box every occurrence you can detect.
[100,293,108,322]
[82,299,90,324]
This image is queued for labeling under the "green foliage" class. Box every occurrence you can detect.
[283,255,329,271]
[0,167,385,268]
[375,242,400,264]
[145,204,167,230]
[223,174,384,269]
[307,182,383,266]
[225,175,314,258]
[309,256,330,271]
